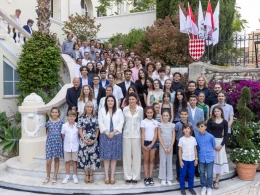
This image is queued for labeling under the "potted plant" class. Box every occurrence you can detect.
[230,86,260,180]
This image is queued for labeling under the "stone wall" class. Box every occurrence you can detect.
[189,62,260,83]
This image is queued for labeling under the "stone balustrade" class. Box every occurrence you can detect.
[0,8,31,45]
[189,62,260,83]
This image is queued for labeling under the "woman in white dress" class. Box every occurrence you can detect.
[123,93,143,184]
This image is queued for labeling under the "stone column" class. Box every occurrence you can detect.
[18,93,46,164]
[188,62,204,81]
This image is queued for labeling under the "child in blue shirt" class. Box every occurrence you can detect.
[196,121,216,195]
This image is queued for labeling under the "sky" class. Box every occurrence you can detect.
[236,0,260,33]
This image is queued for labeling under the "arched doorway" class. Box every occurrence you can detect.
[81,0,94,18]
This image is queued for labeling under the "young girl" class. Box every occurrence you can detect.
[121,86,141,109]
[207,106,229,190]
[86,62,95,80]
[107,63,116,75]
[159,92,174,123]
[158,111,175,186]
[197,92,210,120]
[115,58,122,70]
[128,60,135,69]
[165,65,173,80]
[173,89,188,123]
[95,62,103,77]
[164,79,175,104]
[147,79,163,106]
[152,62,162,79]
[78,85,95,116]
[115,70,123,84]
[178,123,198,195]
[43,107,64,185]
[144,77,154,106]
[141,107,158,186]
[78,101,100,184]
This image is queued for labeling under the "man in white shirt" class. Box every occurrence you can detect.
[131,56,143,82]
[107,73,124,106]
[74,58,82,78]
[79,41,90,57]
[82,52,90,66]
[10,9,21,41]
[118,69,136,98]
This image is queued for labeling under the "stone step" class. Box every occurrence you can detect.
[0,160,238,195]
[6,157,236,181]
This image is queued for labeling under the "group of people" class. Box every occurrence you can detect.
[43,39,234,195]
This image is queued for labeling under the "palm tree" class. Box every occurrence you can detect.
[36,0,51,34]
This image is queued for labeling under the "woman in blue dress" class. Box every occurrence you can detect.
[78,101,100,184]
[98,95,124,185]
[43,107,64,185]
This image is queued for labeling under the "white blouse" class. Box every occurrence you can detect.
[98,108,124,134]
[123,106,143,139]
[99,97,119,110]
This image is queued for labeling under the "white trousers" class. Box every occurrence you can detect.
[123,138,141,180]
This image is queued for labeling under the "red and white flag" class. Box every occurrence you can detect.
[213,1,220,45]
[198,0,206,39]
[186,3,198,38]
[205,0,214,43]
[179,5,189,34]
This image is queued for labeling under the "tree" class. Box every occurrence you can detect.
[36,0,52,34]
[16,32,61,104]
[62,13,101,41]
[156,0,170,19]
[144,16,193,65]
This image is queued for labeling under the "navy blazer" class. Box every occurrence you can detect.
[79,77,93,88]
[117,81,136,98]
[187,106,204,137]
[99,80,109,88]
[92,86,106,106]
[23,25,32,34]
[66,87,81,111]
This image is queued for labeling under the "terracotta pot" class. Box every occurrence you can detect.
[236,162,258,181]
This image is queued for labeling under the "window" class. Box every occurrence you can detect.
[3,59,20,96]
[84,1,88,17]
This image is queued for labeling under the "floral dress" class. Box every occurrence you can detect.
[77,115,100,170]
[45,120,64,160]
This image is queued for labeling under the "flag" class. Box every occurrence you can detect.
[213,1,220,45]
[198,0,206,39]
[179,6,189,34]
[205,0,214,44]
[186,3,198,38]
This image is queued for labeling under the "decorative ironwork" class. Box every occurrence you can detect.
[201,33,260,67]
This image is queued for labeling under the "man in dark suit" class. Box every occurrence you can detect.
[23,19,34,35]
[117,69,136,98]
[66,77,81,113]
[79,66,93,88]
[91,74,106,109]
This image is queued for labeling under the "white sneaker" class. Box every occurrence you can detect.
[206,188,212,195]
[73,175,78,184]
[201,187,207,195]
[62,176,70,184]
[161,180,167,186]
[167,180,173,186]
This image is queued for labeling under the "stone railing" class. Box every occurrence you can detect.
[189,62,260,83]
[0,8,31,45]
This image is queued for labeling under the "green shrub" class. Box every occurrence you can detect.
[0,111,11,134]
[0,126,21,156]
[16,31,61,105]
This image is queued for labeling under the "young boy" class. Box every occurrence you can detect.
[61,110,79,184]
[153,102,161,170]
[171,72,184,91]
[99,68,109,88]
[175,108,192,182]
[196,121,216,195]
[178,123,198,195]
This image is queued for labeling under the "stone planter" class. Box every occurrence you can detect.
[236,163,258,181]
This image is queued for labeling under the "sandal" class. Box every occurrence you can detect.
[89,174,93,183]
[213,181,219,189]
[42,177,50,185]
[125,180,131,185]
[85,174,90,184]
[52,177,57,185]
